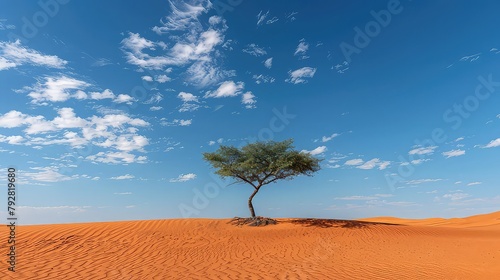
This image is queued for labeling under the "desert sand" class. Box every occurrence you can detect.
[1,212,499,279]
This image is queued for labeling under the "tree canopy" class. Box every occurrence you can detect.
[203,139,321,218]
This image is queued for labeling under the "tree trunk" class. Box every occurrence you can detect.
[248,188,260,218]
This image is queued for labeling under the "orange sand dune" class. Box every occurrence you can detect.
[1,213,499,279]
[362,210,500,229]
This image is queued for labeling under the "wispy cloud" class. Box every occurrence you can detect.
[204,81,244,98]
[335,194,394,200]
[294,38,309,59]
[252,74,275,84]
[285,12,298,22]
[110,174,135,180]
[443,192,469,200]
[482,138,500,148]
[301,146,327,156]
[0,19,15,30]
[241,92,256,109]
[161,118,192,126]
[442,149,465,158]
[408,145,437,155]
[122,9,231,88]
[344,158,389,170]
[322,133,339,142]
[152,0,211,33]
[459,53,481,62]
[242,44,267,57]
[357,158,390,170]
[345,159,363,166]
[406,178,443,185]
[0,41,67,70]
[256,11,277,26]
[170,173,197,182]
[264,57,273,68]
[286,67,316,84]
[0,108,150,164]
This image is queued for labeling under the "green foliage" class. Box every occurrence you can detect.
[203,139,321,188]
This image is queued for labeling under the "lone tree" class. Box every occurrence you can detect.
[203,139,321,219]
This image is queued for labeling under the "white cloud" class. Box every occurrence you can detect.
[152,0,211,33]
[443,192,469,200]
[442,149,465,158]
[242,44,267,56]
[264,57,273,68]
[121,2,231,88]
[209,15,222,25]
[0,108,150,163]
[483,138,500,148]
[256,10,269,26]
[110,174,135,180]
[86,151,147,164]
[345,159,363,166]
[179,119,192,126]
[252,74,275,84]
[114,94,136,104]
[378,161,391,170]
[204,81,244,98]
[186,59,235,88]
[156,74,171,83]
[0,40,67,70]
[0,57,16,70]
[161,119,192,126]
[52,108,87,129]
[406,178,442,185]
[455,137,464,142]
[177,91,201,112]
[294,38,309,56]
[356,158,390,170]
[95,135,149,152]
[335,194,394,200]
[150,106,162,111]
[141,75,153,82]
[408,145,437,155]
[122,28,223,71]
[335,196,376,201]
[411,159,431,165]
[266,17,279,25]
[302,146,327,156]
[25,76,90,104]
[286,67,316,84]
[90,89,115,100]
[460,53,481,62]
[0,110,29,128]
[170,173,197,182]
[322,133,339,142]
[179,103,201,112]
[242,91,256,109]
[114,192,132,195]
[256,11,278,26]
[0,135,24,145]
[24,168,73,182]
[144,92,163,104]
[178,92,199,102]
[0,19,15,30]
[286,12,298,22]
[467,182,482,186]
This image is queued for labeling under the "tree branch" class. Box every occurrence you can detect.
[235,174,257,189]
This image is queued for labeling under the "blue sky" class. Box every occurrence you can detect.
[1,0,500,224]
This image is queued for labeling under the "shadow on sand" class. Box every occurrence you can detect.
[288,218,402,229]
